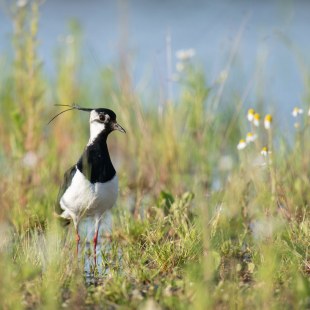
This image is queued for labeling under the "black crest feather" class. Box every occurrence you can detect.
[48,103,92,124]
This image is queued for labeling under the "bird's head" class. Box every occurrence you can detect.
[48,104,126,142]
[89,108,126,142]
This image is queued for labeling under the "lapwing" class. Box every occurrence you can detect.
[50,104,125,262]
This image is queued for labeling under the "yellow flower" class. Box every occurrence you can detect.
[237,139,247,150]
[264,114,272,130]
[253,113,260,127]
[247,109,255,122]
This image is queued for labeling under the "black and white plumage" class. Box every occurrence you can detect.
[54,107,125,259]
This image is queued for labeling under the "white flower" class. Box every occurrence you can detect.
[247,109,255,122]
[175,48,195,61]
[308,108,310,116]
[264,114,272,130]
[253,113,260,127]
[261,147,271,157]
[246,132,257,143]
[237,139,247,150]
[292,107,303,117]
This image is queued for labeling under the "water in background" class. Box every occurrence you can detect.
[1,0,310,121]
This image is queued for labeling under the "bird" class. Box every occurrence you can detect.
[51,104,126,263]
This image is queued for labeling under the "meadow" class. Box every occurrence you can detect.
[0,2,309,309]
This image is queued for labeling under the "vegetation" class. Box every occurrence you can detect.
[0,1,309,309]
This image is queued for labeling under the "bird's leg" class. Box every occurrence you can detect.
[93,218,101,266]
[75,227,80,256]
[93,229,98,266]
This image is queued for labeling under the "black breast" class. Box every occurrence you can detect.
[76,133,116,183]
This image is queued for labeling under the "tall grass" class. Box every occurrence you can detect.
[0,1,309,309]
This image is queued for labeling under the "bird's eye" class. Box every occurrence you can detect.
[99,114,105,121]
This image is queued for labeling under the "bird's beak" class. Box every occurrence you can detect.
[114,122,126,133]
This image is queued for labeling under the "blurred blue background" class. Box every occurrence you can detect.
[1,0,310,116]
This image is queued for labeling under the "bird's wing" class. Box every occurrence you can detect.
[54,165,77,224]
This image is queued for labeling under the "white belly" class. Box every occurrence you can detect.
[60,169,118,220]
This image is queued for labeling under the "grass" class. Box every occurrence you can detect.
[0,1,309,309]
